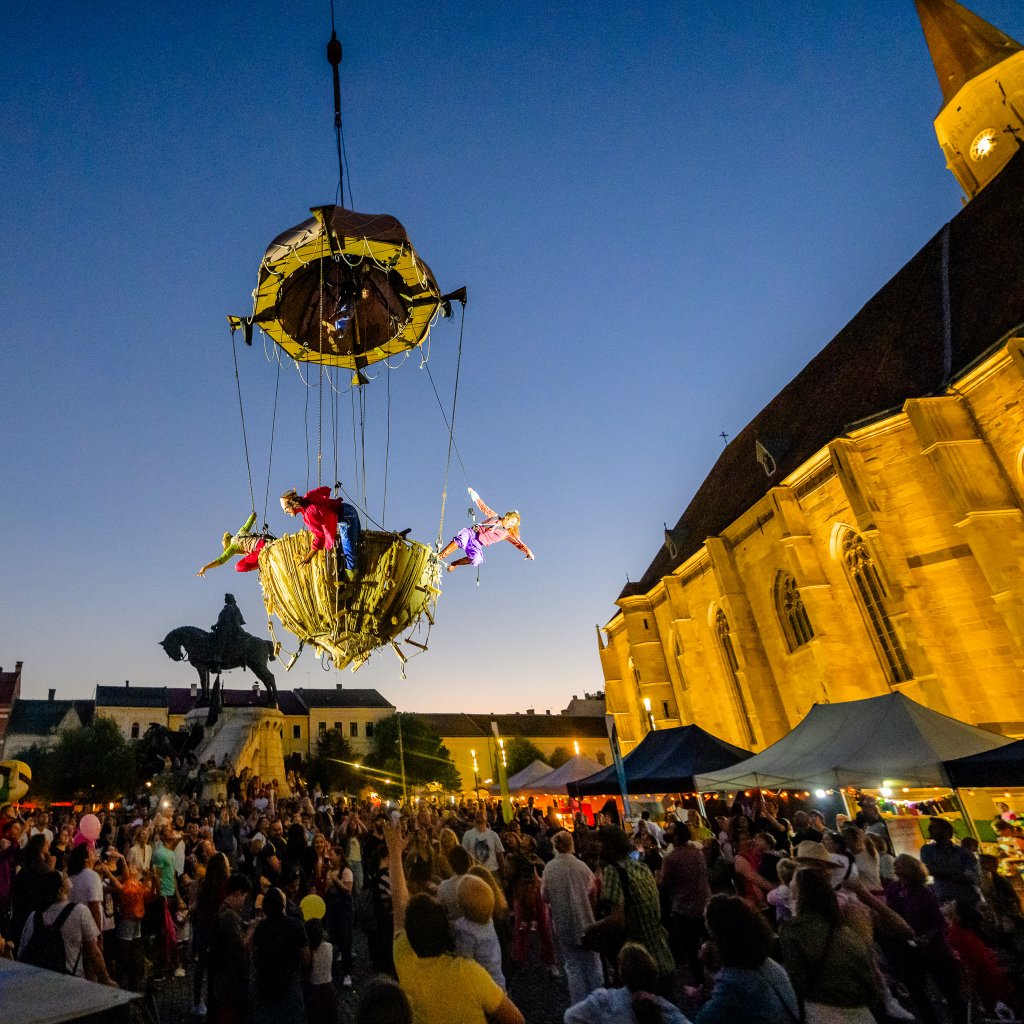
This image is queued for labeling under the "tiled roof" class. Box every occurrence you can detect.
[418,713,608,740]
[166,688,307,716]
[292,688,395,710]
[621,150,1024,600]
[6,699,81,736]
[0,664,22,707]
[96,685,169,708]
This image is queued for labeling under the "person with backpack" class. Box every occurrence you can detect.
[18,869,115,984]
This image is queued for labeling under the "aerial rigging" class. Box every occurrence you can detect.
[215,17,470,675]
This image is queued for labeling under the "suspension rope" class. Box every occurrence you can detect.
[435,300,468,546]
[349,386,360,499]
[304,377,311,492]
[231,329,256,514]
[382,360,392,525]
[262,356,282,528]
[359,381,368,508]
[327,3,345,205]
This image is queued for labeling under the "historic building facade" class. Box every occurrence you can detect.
[600,0,1024,753]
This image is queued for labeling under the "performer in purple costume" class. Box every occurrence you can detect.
[440,488,534,573]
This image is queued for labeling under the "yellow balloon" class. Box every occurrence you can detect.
[300,894,326,921]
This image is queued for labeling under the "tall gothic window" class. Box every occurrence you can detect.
[130,722,140,740]
[715,609,756,744]
[775,571,814,652]
[840,530,913,684]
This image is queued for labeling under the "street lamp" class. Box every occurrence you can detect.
[643,697,656,733]
[573,740,580,757]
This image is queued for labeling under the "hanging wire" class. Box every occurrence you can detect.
[262,357,282,527]
[359,381,368,508]
[231,329,257,514]
[304,377,311,491]
[349,386,360,499]
[434,301,468,545]
[382,360,392,524]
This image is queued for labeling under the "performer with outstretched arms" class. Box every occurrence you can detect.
[440,488,534,573]
[196,512,274,576]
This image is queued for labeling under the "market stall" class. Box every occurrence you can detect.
[695,692,1010,846]
[569,723,751,798]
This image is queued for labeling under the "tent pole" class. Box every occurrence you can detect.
[952,787,980,842]
[696,792,708,819]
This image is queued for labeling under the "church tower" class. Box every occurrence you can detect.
[916,0,1024,198]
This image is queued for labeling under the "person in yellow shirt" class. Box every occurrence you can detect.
[382,820,524,1024]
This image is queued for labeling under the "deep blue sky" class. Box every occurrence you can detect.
[4,2,1020,711]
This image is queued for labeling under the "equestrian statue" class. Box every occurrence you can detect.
[159,594,278,723]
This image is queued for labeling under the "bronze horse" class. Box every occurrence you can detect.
[159,626,278,716]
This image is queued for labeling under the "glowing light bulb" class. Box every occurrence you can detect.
[815,789,827,799]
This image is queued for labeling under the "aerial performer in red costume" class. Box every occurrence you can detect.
[196,512,274,576]
[440,487,534,573]
[280,487,362,575]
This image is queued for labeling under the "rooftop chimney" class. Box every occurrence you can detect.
[47,689,55,701]
[252,683,259,694]
[336,683,343,690]
[190,683,197,699]
[546,709,551,715]
[526,708,535,715]
[125,680,130,688]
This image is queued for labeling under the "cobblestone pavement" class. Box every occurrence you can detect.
[153,927,572,1024]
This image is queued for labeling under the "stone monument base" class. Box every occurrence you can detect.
[186,705,290,796]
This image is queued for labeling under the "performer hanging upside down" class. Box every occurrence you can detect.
[280,486,361,573]
[440,487,535,573]
[196,512,275,577]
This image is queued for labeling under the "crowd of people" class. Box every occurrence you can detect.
[1,781,1023,1024]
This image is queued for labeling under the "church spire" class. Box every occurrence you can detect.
[915,0,1024,199]
[915,0,1022,106]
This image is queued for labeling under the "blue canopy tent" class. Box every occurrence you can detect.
[569,724,752,797]
[945,738,1024,788]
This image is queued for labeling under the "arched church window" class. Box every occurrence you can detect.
[774,571,814,652]
[840,530,913,684]
[714,609,756,745]
[130,722,140,739]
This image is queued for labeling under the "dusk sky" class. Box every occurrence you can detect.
[4,2,1021,712]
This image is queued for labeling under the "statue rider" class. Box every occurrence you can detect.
[211,593,245,673]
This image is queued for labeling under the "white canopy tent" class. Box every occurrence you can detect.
[695,692,1009,791]
[489,759,552,794]
[514,754,606,795]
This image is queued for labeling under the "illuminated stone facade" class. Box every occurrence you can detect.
[600,0,1024,754]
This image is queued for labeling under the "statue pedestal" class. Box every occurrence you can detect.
[185,705,290,797]
[200,768,228,803]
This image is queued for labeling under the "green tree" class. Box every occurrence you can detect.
[505,735,546,778]
[547,745,572,770]
[29,717,138,802]
[367,713,461,793]
[306,729,359,795]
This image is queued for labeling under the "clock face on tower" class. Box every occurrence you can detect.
[970,128,999,161]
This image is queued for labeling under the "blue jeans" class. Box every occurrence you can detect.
[561,944,603,1005]
[337,505,361,570]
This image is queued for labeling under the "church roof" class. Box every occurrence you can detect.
[621,149,1024,602]
[915,0,1022,105]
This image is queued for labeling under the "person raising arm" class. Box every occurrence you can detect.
[384,820,524,1024]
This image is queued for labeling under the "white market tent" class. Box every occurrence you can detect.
[493,759,553,794]
[514,754,606,795]
[695,692,1010,791]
